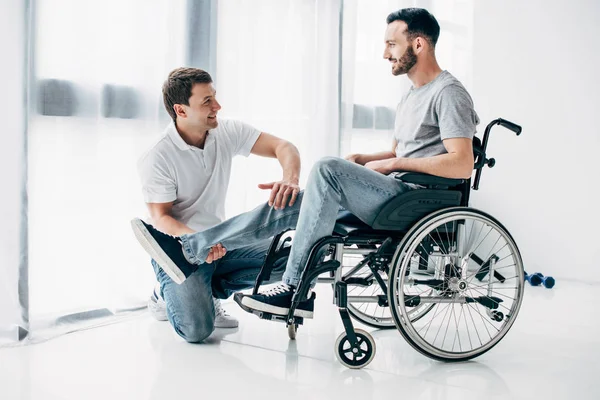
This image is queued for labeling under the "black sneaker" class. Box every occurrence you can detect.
[130,218,197,284]
[237,283,315,318]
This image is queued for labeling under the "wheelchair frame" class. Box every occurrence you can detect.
[239,118,523,368]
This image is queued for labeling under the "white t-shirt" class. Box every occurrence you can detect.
[138,119,261,231]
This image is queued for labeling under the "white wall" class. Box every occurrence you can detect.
[0,0,26,342]
[470,0,600,282]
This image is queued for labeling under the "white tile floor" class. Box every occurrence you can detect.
[1,279,598,400]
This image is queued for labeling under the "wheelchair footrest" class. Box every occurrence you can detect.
[466,296,503,310]
[233,293,304,325]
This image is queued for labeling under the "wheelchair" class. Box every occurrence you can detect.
[239,118,524,369]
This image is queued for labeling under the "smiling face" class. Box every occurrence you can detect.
[383,20,418,76]
[174,83,221,130]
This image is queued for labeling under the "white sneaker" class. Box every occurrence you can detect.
[148,284,239,328]
[148,283,168,321]
[214,298,239,328]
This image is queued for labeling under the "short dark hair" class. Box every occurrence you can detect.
[386,8,440,47]
[162,67,213,122]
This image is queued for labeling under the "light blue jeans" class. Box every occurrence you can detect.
[153,239,286,342]
[180,157,415,287]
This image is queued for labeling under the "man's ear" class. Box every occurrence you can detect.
[174,104,186,118]
[414,37,425,53]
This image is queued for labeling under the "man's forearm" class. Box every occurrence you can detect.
[153,214,195,236]
[390,152,473,179]
[276,142,301,183]
[357,151,396,165]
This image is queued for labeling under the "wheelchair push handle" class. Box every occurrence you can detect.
[496,118,522,135]
[473,117,522,190]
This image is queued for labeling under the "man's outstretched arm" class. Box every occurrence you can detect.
[250,132,301,209]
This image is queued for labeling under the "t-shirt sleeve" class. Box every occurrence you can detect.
[137,153,177,204]
[224,119,261,157]
[435,84,479,140]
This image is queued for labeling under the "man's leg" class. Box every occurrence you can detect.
[153,259,217,342]
[283,157,412,286]
[239,157,415,316]
[154,238,286,341]
[180,193,303,265]
[211,239,286,299]
[282,157,414,286]
[131,193,302,285]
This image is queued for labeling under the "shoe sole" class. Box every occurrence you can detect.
[214,318,239,329]
[130,218,186,284]
[239,296,314,319]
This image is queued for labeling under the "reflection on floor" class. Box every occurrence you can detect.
[1,280,598,400]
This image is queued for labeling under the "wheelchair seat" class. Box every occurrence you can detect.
[333,211,374,236]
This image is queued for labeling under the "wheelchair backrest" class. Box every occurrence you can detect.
[371,118,521,232]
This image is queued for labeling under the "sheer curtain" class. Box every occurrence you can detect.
[0,0,28,346]
[27,0,187,340]
[216,0,341,216]
[5,0,342,345]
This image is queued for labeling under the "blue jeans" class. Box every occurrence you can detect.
[153,239,286,342]
[179,157,415,287]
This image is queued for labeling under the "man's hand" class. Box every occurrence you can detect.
[345,154,363,165]
[364,159,395,175]
[205,243,226,263]
[258,180,300,210]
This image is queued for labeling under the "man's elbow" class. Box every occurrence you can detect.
[277,140,299,157]
[449,153,474,179]
[460,168,473,180]
[285,140,299,153]
[460,156,474,179]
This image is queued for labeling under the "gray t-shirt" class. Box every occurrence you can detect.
[394,70,479,158]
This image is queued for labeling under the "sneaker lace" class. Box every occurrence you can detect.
[260,283,292,297]
[213,298,230,317]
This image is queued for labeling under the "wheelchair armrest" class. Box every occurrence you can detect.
[394,172,465,189]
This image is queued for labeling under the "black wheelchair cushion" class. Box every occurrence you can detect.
[332,171,466,235]
[371,189,462,231]
[333,210,372,236]
[332,187,463,235]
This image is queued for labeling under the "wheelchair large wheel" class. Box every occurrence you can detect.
[388,207,524,362]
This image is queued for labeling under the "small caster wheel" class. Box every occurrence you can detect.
[287,324,298,340]
[491,311,504,322]
[334,328,376,369]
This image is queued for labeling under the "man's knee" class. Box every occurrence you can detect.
[175,317,215,343]
[313,156,344,178]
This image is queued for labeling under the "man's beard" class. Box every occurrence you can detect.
[391,45,417,76]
